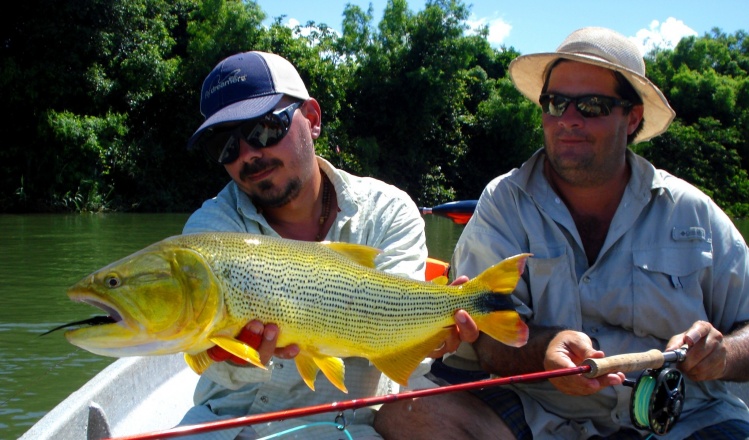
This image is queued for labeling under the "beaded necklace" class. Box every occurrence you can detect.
[315,173,333,241]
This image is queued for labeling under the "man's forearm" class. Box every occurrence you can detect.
[724,321,749,382]
[473,324,562,376]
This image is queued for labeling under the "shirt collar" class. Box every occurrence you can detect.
[509,148,674,205]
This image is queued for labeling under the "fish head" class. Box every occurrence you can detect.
[65,240,226,357]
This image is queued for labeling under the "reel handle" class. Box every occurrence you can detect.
[583,349,665,378]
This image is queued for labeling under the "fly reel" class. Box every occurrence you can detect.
[627,367,685,435]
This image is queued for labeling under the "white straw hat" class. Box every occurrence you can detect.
[509,27,675,143]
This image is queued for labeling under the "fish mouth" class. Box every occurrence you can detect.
[42,299,123,336]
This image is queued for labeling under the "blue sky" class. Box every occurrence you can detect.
[255,0,746,55]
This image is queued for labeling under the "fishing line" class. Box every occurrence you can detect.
[631,375,656,427]
[627,367,686,435]
[257,421,353,440]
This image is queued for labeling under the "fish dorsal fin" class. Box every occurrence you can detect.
[321,242,381,268]
[210,336,265,369]
[370,328,452,387]
[430,275,449,285]
[184,352,213,375]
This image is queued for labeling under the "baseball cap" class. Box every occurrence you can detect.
[187,51,310,149]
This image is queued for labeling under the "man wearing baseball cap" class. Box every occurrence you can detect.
[178,51,475,439]
[376,27,749,439]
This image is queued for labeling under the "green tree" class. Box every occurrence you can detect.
[645,29,749,215]
[2,1,747,216]
[0,0,193,211]
[634,119,749,218]
[340,0,526,205]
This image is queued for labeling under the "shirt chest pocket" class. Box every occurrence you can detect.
[631,246,712,338]
[526,250,582,328]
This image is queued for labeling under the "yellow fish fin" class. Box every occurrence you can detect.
[430,275,449,285]
[322,242,381,268]
[476,310,529,348]
[294,352,321,391]
[312,353,348,394]
[370,329,452,387]
[209,336,266,369]
[184,352,213,375]
[472,253,531,293]
[465,253,531,348]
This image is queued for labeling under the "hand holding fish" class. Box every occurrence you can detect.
[208,321,299,366]
[430,276,480,358]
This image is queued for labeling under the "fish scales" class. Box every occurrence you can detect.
[64,232,529,392]
[186,233,518,356]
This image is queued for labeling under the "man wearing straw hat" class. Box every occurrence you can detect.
[376,27,749,439]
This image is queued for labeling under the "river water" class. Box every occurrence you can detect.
[0,213,463,438]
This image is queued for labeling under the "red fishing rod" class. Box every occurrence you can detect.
[107,347,687,440]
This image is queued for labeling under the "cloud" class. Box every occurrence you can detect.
[467,16,512,46]
[631,17,698,55]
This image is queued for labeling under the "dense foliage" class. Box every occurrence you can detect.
[1,1,748,217]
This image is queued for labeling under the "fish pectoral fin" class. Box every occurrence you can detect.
[478,310,529,348]
[294,351,348,394]
[210,336,265,369]
[371,329,452,387]
[322,242,381,268]
[184,352,213,375]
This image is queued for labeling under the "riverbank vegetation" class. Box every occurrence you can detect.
[2,0,748,216]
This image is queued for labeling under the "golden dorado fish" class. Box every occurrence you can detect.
[63,232,529,393]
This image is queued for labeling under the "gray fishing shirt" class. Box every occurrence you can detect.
[450,148,749,439]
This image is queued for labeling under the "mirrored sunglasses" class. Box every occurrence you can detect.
[539,93,632,118]
[199,101,303,164]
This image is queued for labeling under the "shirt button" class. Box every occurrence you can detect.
[555,197,561,204]
[276,362,284,369]
[260,396,269,403]
[583,276,591,283]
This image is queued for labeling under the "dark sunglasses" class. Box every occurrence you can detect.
[539,93,632,118]
[199,101,303,164]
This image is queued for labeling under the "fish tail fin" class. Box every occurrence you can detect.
[470,253,531,348]
[475,310,529,348]
[185,352,213,375]
[472,253,530,293]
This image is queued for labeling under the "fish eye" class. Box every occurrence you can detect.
[105,275,121,288]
